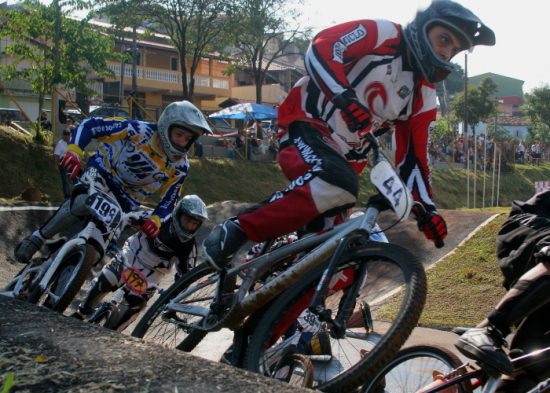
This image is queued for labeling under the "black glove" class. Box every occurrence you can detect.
[413,206,447,248]
[332,89,373,135]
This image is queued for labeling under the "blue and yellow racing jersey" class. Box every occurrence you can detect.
[72,117,189,219]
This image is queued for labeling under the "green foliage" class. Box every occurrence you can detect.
[0,0,116,121]
[1,372,14,393]
[451,76,498,135]
[522,84,550,144]
[436,62,465,115]
[139,0,230,100]
[224,0,308,103]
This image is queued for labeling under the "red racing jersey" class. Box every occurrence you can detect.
[277,19,437,208]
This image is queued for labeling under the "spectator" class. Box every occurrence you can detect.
[39,111,51,131]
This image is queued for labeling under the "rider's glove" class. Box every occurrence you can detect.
[141,215,161,238]
[60,144,83,180]
[413,207,447,247]
[332,89,373,136]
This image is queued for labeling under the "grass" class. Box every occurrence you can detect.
[419,209,508,328]
[0,127,537,327]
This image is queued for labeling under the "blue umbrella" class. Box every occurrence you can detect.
[209,103,277,120]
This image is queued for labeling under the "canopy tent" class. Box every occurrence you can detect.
[208,103,277,120]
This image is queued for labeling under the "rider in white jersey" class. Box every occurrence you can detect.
[73,195,208,324]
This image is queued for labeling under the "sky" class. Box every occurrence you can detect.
[296,0,549,93]
[21,0,548,93]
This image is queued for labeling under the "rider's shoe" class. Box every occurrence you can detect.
[13,234,44,264]
[455,325,514,375]
[70,305,93,321]
[202,219,247,271]
[70,310,86,321]
[298,330,332,360]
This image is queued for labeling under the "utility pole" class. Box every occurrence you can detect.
[464,53,469,208]
[119,43,126,105]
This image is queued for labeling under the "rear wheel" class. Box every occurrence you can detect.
[243,242,427,393]
[360,344,473,393]
[28,244,96,313]
[131,264,218,351]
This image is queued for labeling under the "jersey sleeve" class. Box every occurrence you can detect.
[394,83,437,208]
[305,19,400,100]
[151,169,186,220]
[71,117,130,150]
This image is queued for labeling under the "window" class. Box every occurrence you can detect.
[171,57,178,71]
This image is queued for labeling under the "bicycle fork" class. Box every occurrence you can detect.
[308,231,370,338]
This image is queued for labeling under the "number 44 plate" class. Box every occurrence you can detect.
[370,159,413,219]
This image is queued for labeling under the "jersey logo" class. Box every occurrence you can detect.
[124,152,160,180]
[340,24,367,46]
[332,24,367,62]
[398,85,411,99]
[363,82,387,117]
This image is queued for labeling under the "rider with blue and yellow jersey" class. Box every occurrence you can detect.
[14,100,212,264]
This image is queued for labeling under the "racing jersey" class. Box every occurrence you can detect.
[122,218,197,278]
[278,19,437,207]
[72,117,189,219]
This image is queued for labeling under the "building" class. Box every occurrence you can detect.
[466,72,530,141]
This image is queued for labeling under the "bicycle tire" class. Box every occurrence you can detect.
[361,344,473,393]
[131,263,217,351]
[28,244,96,313]
[243,242,427,393]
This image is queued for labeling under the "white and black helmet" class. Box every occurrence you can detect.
[403,0,495,83]
[170,194,208,242]
[157,101,212,161]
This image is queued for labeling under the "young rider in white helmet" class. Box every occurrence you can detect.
[14,101,211,265]
[72,195,208,325]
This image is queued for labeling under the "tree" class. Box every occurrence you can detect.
[227,0,307,103]
[89,0,158,115]
[0,0,116,141]
[450,76,498,137]
[436,62,465,116]
[146,0,229,101]
[522,85,550,143]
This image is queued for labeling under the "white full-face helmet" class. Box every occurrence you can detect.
[170,194,208,242]
[157,101,212,161]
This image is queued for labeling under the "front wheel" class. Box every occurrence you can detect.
[243,242,427,393]
[28,244,96,313]
[131,263,218,351]
[360,345,473,393]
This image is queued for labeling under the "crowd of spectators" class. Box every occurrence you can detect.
[427,132,548,170]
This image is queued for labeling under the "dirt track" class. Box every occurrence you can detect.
[0,201,496,392]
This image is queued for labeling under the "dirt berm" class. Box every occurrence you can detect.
[0,201,496,392]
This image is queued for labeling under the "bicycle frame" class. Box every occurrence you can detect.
[164,148,414,331]
[1,170,144,302]
[422,346,550,393]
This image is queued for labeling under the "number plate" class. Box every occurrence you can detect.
[120,268,148,295]
[370,159,412,219]
[87,192,122,229]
